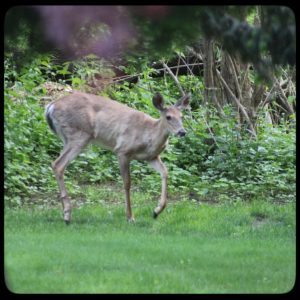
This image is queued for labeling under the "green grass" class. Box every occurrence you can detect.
[5,186,295,293]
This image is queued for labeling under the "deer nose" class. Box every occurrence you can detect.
[177,129,186,137]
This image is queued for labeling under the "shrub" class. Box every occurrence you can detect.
[4,54,296,206]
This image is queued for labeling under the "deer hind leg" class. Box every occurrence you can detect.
[149,157,168,219]
[118,155,134,223]
[52,133,90,224]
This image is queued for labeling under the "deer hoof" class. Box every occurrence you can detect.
[127,217,135,224]
[64,210,71,224]
[153,210,158,219]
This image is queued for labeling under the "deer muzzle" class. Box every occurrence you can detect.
[177,129,186,137]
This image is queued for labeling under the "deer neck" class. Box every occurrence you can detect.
[158,117,170,136]
[151,118,170,151]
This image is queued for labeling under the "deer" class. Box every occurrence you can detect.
[45,91,190,224]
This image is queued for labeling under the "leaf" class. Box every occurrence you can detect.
[257,146,267,154]
[287,95,295,104]
[72,77,84,86]
[199,188,209,196]
[58,68,71,75]
[41,61,50,67]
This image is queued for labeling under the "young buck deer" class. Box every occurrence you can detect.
[46,91,190,223]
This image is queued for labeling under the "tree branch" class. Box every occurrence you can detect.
[110,63,204,84]
[161,61,185,96]
[240,64,249,92]
[177,54,194,76]
[215,69,257,138]
[227,54,243,102]
[274,77,294,114]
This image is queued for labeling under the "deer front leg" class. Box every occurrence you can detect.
[118,155,134,223]
[149,156,168,218]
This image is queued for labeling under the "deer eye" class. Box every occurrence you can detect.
[166,115,172,120]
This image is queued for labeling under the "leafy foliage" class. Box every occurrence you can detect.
[202,7,295,64]
[4,52,295,207]
[4,87,58,205]
[5,6,295,76]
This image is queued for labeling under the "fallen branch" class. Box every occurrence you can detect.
[110,63,204,84]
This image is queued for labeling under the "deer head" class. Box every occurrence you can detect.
[152,93,190,137]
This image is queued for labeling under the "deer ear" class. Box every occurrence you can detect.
[175,93,191,110]
[152,93,165,111]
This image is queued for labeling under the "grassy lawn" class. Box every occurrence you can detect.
[4,186,295,293]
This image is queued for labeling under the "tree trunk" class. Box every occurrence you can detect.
[220,52,236,106]
[202,39,223,114]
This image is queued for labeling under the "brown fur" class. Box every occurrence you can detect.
[46,91,190,222]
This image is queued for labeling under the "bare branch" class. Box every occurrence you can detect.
[261,84,276,108]
[215,69,257,138]
[187,46,203,61]
[178,54,194,76]
[227,54,243,102]
[175,56,180,77]
[110,63,204,85]
[253,84,276,129]
[274,77,294,114]
[161,61,185,96]
[240,64,249,92]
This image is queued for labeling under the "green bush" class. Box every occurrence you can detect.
[4,90,58,205]
[4,54,296,206]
